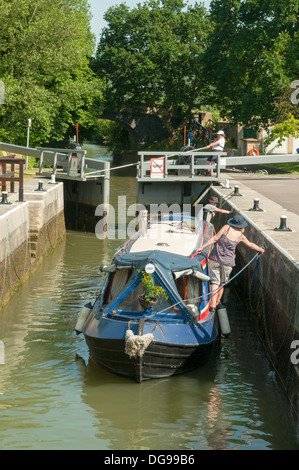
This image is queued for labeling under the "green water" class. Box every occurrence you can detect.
[0,145,298,450]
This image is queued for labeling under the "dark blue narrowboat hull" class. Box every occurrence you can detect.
[78,216,219,382]
[84,311,219,382]
[85,334,218,382]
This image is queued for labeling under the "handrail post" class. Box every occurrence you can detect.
[140,153,144,178]
[80,151,85,179]
[53,152,58,175]
[164,155,168,178]
[19,160,24,201]
[10,162,15,193]
[2,161,6,192]
[191,154,195,178]
[216,154,220,179]
[39,151,44,174]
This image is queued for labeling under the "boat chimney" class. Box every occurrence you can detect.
[139,210,148,237]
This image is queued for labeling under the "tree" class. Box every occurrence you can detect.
[203,0,299,129]
[93,0,212,144]
[264,114,299,148]
[0,0,103,146]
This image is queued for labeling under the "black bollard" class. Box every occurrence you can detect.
[233,185,242,196]
[35,180,46,192]
[0,191,10,205]
[274,215,292,232]
[249,198,263,212]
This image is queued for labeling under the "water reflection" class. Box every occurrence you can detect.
[0,229,298,450]
[0,148,298,449]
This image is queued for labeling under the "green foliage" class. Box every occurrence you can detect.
[138,270,169,302]
[0,0,103,146]
[94,0,212,142]
[264,114,299,147]
[203,0,299,128]
[97,120,131,152]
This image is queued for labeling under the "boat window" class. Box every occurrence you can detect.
[175,275,202,308]
[117,278,176,314]
[104,268,132,304]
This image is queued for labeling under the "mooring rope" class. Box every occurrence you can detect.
[145,252,261,321]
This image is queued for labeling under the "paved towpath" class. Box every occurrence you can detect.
[212,170,299,264]
[225,171,299,216]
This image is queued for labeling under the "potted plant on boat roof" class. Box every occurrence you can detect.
[138,270,169,311]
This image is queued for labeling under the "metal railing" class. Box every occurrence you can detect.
[137,150,299,181]
[137,151,226,180]
[0,142,110,181]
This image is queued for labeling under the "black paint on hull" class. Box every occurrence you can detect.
[85,335,217,382]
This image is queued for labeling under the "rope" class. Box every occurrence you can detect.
[125,329,154,358]
[146,252,261,320]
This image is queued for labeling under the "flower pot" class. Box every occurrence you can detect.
[138,294,158,311]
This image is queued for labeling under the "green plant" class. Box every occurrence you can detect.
[138,270,169,302]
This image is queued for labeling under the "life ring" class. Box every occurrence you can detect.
[249,148,259,156]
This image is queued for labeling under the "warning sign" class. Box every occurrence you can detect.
[150,158,164,178]
[69,155,80,177]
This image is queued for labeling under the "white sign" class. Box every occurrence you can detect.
[69,155,79,176]
[150,158,164,178]
[28,119,32,127]
[145,263,155,274]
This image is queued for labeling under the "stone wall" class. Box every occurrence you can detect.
[210,184,299,420]
[0,181,66,307]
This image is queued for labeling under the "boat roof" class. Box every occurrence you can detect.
[113,249,205,272]
[129,220,200,257]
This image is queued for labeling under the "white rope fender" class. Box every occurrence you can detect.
[125,329,154,358]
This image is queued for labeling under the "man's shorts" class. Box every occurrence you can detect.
[209,260,232,286]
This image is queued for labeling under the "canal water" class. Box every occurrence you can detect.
[0,145,298,450]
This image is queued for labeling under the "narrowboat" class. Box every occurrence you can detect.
[76,211,221,382]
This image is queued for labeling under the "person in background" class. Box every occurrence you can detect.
[205,120,213,145]
[204,130,226,176]
[195,214,265,312]
[206,196,233,216]
[187,130,194,145]
[203,196,233,223]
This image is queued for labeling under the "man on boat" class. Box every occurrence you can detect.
[194,214,265,312]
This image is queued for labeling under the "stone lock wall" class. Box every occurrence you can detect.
[0,181,66,307]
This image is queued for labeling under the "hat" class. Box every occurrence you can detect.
[217,130,225,135]
[227,214,248,228]
[209,196,219,204]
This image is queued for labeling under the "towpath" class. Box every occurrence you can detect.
[213,170,299,263]
[226,171,299,215]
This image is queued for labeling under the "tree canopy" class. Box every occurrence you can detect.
[203,0,299,129]
[0,0,103,146]
[93,0,212,142]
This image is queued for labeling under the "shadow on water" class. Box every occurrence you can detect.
[0,145,298,449]
[0,228,298,450]
[75,286,299,451]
